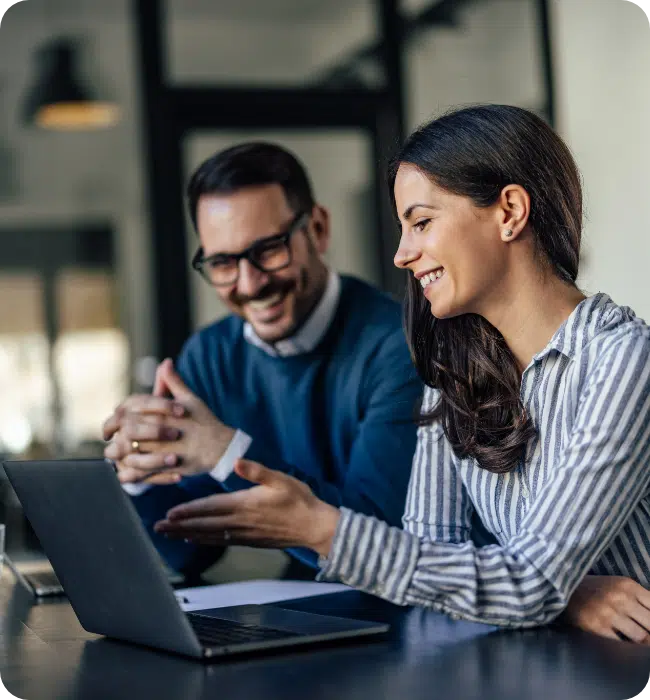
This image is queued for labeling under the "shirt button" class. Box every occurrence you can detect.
[521,485,530,499]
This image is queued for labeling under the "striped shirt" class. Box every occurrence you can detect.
[318,293,650,627]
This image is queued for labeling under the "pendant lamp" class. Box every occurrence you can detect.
[22,38,120,131]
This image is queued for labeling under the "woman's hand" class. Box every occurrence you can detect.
[154,459,341,556]
[563,575,650,644]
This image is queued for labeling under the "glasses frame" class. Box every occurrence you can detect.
[191,211,310,287]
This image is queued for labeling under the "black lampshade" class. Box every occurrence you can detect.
[22,38,120,130]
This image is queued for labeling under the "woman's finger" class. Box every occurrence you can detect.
[611,614,650,644]
[623,600,650,640]
[166,492,247,520]
[155,515,238,533]
[635,584,650,611]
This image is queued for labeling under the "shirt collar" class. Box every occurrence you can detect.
[532,292,617,363]
[243,270,341,357]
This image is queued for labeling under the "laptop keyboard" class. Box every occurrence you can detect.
[187,613,302,647]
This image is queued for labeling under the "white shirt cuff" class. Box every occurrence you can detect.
[122,482,152,497]
[209,430,253,482]
[120,430,252,496]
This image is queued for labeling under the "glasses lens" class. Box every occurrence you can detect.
[252,239,291,272]
[202,258,238,286]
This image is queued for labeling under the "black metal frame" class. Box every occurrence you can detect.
[537,0,556,126]
[133,0,556,360]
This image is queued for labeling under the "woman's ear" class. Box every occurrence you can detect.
[498,185,530,242]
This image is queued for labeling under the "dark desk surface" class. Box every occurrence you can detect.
[1,577,649,700]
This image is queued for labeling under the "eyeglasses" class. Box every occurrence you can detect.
[192,211,309,287]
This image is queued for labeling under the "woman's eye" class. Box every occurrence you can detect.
[413,219,431,232]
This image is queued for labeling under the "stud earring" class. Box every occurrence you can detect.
[504,229,513,238]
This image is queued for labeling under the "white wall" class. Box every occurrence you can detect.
[552,0,650,322]
[407,0,544,128]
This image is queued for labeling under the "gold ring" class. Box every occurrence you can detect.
[131,440,140,452]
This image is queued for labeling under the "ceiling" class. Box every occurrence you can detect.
[9,0,364,23]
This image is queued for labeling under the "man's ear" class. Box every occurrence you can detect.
[310,205,331,256]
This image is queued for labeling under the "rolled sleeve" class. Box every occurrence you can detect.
[318,507,419,606]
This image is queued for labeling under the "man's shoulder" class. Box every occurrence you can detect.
[338,275,403,329]
[179,314,244,360]
[330,275,410,365]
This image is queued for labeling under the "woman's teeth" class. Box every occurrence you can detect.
[419,269,445,288]
[248,292,284,310]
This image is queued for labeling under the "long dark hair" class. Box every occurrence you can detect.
[390,105,582,474]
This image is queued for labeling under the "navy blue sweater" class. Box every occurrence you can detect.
[131,276,421,571]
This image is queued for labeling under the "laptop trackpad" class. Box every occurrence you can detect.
[191,604,385,635]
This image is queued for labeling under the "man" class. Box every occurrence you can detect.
[103,142,421,580]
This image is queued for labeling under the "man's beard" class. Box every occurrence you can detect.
[230,276,297,307]
[234,268,318,342]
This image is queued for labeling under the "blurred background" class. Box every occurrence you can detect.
[0,0,648,566]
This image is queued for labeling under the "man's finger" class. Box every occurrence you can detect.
[104,429,162,461]
[120,420,181,443]
[104,436,129,461]
[166,492,246,521]
[121,394,186,417]
[102,417,119,442]
[105,431,184,461]
[117,465,181,485]
[122,451,180,471]
[157,360,197,405]
[153,358,172,397]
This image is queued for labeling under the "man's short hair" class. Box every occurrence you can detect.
[187,142,316,231]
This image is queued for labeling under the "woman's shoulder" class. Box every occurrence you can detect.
[578,294,650,381]
[585,295,649,346]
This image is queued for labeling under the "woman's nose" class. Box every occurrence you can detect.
[394,235,421,269]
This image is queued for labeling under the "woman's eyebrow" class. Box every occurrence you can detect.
[402,203,440,219]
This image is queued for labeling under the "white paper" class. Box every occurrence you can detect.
[175,579,351,612]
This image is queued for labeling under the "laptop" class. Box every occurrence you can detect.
[1,459,389,660]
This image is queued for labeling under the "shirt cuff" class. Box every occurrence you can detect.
[209,430,253,482]
[317,507,420,605]
[122,482,152,497]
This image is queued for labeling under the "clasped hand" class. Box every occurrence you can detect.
[103,358,235,485]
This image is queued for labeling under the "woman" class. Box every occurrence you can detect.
[156,105,650,641]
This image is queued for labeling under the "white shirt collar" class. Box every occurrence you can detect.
[243,270,341,357]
